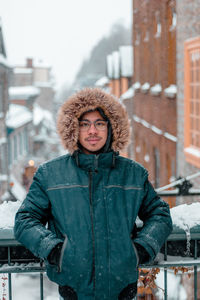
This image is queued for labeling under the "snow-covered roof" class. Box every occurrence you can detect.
[112,51,120,79]
[95,76,109,87]
[6,104,32,129]
[13,67,33,74]
[33,103,54,129]
[119,45,133,78]
[9,86,40,100]
[120,85,135,100]
[15,58,51,69]
[33,58,51,69]
[34,81,54,88]
[0,53,12,68]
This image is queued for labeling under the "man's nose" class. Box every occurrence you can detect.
[88,123,98,134]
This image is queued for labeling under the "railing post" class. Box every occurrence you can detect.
[164,241,168,300]
[40,272,44,300]
[8,246,12,300]
[40,260,44,300]
[8,274,12,300]
[194,240,198,300]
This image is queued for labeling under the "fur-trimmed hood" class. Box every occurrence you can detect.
[57,88,131,153]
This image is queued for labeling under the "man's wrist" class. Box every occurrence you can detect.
[134,242,150,264]
[47,242,63,265]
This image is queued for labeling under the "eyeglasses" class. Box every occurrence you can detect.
[79,120,108,131]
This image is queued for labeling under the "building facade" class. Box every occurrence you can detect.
[12,58,55,113]
[177,0,200,204]
[132,0,177,207]
[0,21,11,202]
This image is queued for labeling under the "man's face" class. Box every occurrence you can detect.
[78,110,108,154]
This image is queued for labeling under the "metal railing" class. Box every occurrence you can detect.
[0,176,200,299]
[0,226,199,300]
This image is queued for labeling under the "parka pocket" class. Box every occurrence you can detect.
[58,235,68,273]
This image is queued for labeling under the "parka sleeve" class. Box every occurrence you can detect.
[133,171,173,262]
[14,165,63,260]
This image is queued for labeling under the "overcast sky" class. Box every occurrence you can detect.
[0,0,132,89]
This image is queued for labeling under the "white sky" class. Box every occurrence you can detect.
[0,0,132,89]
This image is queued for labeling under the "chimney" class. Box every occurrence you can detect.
[26,58,33,68]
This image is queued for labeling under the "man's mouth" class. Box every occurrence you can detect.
[86,136,101,141]
[85,137,102,144]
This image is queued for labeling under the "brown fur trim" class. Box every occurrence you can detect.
[57,88,131,153]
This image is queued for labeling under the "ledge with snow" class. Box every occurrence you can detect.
[0,202,199,266]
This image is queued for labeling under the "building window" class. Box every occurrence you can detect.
[154,147,160,188]
[153,11,162,84]
[8,137,12,166]
[0,85,3,114]
[14,135,18,161]
[19,131,23,156]
[135,28,140,46]
[0,143,7,174]
[23,127,29,154]
[167,1,176,31]
[166,1,176,86]
[154,12,161,38]
[184,36,200,168]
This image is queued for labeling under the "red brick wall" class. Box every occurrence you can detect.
[132,0,177,204]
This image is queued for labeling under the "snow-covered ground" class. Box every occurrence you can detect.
[155,270,187,300]
[0,273,60,300]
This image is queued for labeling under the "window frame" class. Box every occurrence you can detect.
[184,36,200,168]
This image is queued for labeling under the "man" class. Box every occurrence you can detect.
[14,88,172,300]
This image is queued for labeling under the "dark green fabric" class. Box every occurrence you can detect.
[14,152,172,300]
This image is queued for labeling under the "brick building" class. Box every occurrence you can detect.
[132,0,177,207]
[177,0,200,204]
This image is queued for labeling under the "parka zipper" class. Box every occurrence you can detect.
[89,170,96,292]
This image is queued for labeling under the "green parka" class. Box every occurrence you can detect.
[14,88,173,299]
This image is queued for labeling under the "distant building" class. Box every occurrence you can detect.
[106,45,133,158]
[6,58,59,196]
[6,104,33,195]
[9,85,40,111]
[32,103,61,160]
[0,20,11,203]
[132,0,177,207]
[12,58,55,113]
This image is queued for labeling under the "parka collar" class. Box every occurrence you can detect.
[72,150,118,172]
